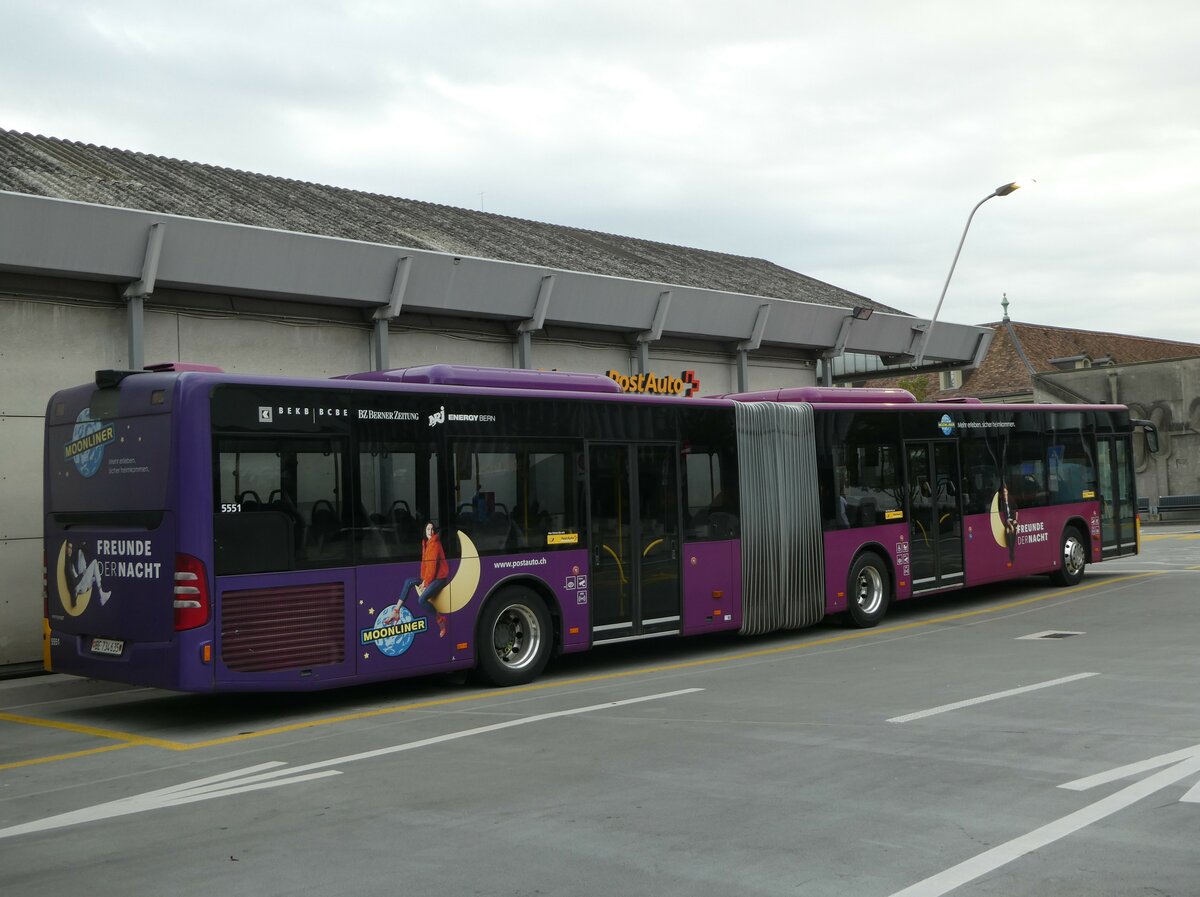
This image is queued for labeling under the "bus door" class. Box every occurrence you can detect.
[905,441,964,592]
[587,443,681,642]
[1097,435,1137,556]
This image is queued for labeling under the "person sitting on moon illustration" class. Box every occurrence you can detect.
[999,481,1019,564]
[383,521,450,637]
[65,540,112,608]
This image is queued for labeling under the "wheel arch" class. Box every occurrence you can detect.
[478,573,563,655]
[1061,516,1093,563]
[851,541,897,599]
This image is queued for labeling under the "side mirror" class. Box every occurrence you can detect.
[1131,419,1159,454]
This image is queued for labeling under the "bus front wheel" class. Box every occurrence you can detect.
[1050,526,1087,587]
[847,552,890,628]
[476,587,552,687]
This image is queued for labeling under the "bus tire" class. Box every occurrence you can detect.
[846,552,890,628]
[1050,526,1087,587]
[476,587,552,687]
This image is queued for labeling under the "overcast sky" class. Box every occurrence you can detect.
[4,0,1199,342]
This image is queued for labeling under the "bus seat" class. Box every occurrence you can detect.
[215,510,294,573]
[309,500,340,552]
[269,496,306,553]
[857,499,877,526]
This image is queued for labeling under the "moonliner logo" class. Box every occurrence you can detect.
[362,605,428,658]
[64,409,116,478]
[428,406,445,428]
[361,617,429,644]
[938,414,956,437]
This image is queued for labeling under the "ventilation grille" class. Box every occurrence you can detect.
[221,582,345,672]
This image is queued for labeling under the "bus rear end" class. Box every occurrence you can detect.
[44,370,213,691]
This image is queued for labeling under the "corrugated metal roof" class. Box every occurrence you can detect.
[0,129,899,314]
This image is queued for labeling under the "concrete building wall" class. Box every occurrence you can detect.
[0,289,819,667]
[1,298,126,665]
[1033,357,1200,506]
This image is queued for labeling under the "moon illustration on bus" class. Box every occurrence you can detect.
[55,540,92,616]
[989,492,1008,547]
[432,530,481,614]
[366,530,482,656]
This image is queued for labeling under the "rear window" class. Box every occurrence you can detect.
[47,410,172,513]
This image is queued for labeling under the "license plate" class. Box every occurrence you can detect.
[91,638,124,656]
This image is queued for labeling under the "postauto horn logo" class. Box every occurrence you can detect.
[64,409,116,478]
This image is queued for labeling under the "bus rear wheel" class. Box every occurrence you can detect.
[847,552,890,628]
[476,587,552,687]
[1050,526,1087,586]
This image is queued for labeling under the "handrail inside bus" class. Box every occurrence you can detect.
[600,544,628,585]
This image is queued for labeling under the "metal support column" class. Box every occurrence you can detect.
[371,256,412,371]
[517,274,555,369]
[371,319,390,371]
[121,222,164,371]
[635,290,672,374]
[735,304,770,392]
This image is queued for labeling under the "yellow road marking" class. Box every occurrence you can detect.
[0,742,134,772]
[0,711,183,750]
[1142,533,1200,541]
[1,571,1163,758]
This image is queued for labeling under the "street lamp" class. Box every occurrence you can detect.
[912,180,1028,368]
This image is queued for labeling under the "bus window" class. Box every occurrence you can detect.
[357,444,440,562]
[449,441,583,553]
[835,442,900,527]
[817,411,902,530]
[1005,434,1048,508]
[213,436,349,573]
[1046,431,1097,504]
[960,434,999,516]
[683,448,739,539]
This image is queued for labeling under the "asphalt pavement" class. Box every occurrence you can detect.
[2,524,1198,897]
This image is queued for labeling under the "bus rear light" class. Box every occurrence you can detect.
[174,553,211,631]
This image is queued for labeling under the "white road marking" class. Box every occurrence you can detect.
[1014,630,1085,640]
[888,744,1200,897]
[0,688,703,840]
[887,673,1099,723]
[1059,743,1200,791]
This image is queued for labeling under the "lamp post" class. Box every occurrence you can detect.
[913,180,1025,368]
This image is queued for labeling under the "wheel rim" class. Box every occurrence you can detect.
[1063,534,1086,576]
[491,603,542,672]
[855,566,884,615]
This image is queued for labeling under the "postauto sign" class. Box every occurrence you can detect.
[605,369,701,398]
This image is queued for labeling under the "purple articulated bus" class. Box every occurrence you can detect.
[43,363,1153,692]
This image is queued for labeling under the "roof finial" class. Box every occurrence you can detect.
[1001,292,1010,322]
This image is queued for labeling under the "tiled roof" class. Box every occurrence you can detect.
[866,320,1200,400]
[0,129,899,313]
